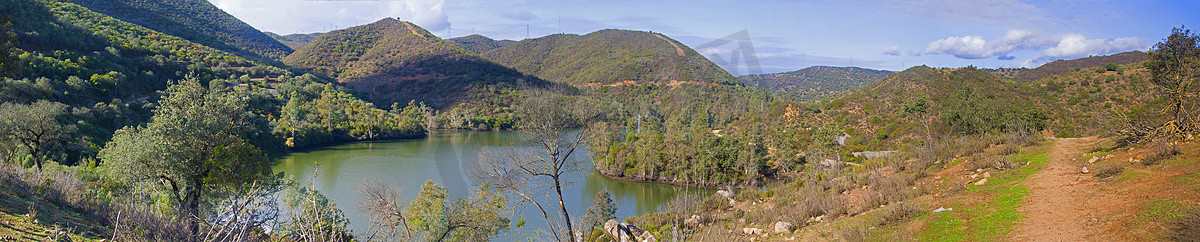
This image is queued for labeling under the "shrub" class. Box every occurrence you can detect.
[876,202,922,226]
[1105,63,1120,72]
[1167,208,1200,242]
[1092,164,1124,179]
[1142,139,1182,166]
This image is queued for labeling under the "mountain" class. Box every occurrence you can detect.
[447,34,514,55]
[283,18,550,109]
[479,29,739,86]
[3,0,291,103]
[64,0,293,60]
[739,66,894,101]
[266,32,323,50]
[1015,51,1146,82]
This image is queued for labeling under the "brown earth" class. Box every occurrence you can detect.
[1013,137,1102,241]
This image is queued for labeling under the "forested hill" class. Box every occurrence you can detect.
[266,32,323,50]
[739,66,894,101]
[478,29,739,86]
[283,18,552,110]
[65,0,294,60]
[447,34,515,55]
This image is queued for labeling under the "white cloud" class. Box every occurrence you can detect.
[882,46,901,56]
[924,30,1054,59]
[207,0,450,34]
[1035,34,1147,61]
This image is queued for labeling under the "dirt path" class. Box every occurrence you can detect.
[654,34,685,56]
[1013,137,1102,241]
[401,21,421,36]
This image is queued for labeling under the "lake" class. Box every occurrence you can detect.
[274,130,711,239]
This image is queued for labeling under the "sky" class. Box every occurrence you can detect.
[209,0,1200,74]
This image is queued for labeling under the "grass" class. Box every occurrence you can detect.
[919,146,1049,241]
[1176,173,1200,190]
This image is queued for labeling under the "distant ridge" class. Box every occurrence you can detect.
[1016,51,1146,82]
[447,34,515,55]
[266,32,323,50]
[475,29,739,86]
[740,66,894,101]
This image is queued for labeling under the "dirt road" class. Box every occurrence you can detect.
[1013,137,1102,241]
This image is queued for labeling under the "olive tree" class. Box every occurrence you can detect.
[0,100,75,171]
[101,80,278,229]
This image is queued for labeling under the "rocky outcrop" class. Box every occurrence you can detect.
[605,220,657,242]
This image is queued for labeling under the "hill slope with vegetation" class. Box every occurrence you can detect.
[447,34,515,55]
[740,66,894,101]
[1015,51,1146,82]
[480,30,739,86]
[284,18,561,130]
[65,0,294,60]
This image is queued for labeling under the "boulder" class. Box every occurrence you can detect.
[982,172,991,178]
[1081,167,1090,174]
[773,221,794,233]
[716,190,734,199]
[684,215,701,227]
[604,220,655,242]
[973,178,988,186]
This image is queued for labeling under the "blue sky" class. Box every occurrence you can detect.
[210,0,1200,74]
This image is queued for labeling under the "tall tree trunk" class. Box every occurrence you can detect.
[554,176,576,242]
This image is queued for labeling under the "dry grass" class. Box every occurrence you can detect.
[1092,163,1124,179]
[876,202,922,226]
[1142,139,1182,166]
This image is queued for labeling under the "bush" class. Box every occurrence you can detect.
[1143,139,1182,166]
[1105,63,1120,72]
[1167,208,1200,242]
[876,202,922,226]
[1092,164,1124,179]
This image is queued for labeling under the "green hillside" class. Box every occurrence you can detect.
[266,31,322,50]
[739,66,894,101]
[283,18,553,111]
[481,29,739,85]
[65,0,293,60]
[447,34,514,55]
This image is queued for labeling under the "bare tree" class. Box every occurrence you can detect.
[359,180,413,241]
[472,94,590,241]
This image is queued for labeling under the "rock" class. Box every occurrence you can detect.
[605,220,649,242]
[974,178,988,186]
[806,215,826,224]
[1081,167,1090,174]
[982,172,991,178]
[976,168,983,172]
[684,215,701,227]
[743,227,765,235]
[1088,157,1099,163]
[970,174,979,179]
[933,207,953,213]
[716,190,734,199]
[774,221,794,233]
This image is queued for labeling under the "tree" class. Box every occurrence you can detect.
[405,180,510,241]
[1145,26,1200,136]
[281,177,353,242]
[0,100,75,171]
[580,189,617,242]
[101,80,277,229]
[902,96,935,142]
[473,94,590,241]
[360,180,413,241]
[0,14,16,77]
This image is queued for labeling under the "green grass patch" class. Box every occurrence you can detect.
[1142,199,1195,222]
[919,146,1049,241]
[1117,169,1149,182]
[1177,173,1200,190]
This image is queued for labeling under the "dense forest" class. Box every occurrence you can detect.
[0,0,1198,241]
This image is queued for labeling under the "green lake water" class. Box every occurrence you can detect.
[274,130,711,239]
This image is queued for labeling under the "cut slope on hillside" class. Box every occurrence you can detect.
[481,29,738,85]
[66,0,294,59]
[1016,51,1146,82]
[283,18,552,109]
[266,32,322,50]
[739,66,894,101]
